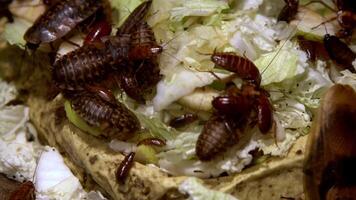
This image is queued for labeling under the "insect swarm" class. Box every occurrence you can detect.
[304,84,356,200]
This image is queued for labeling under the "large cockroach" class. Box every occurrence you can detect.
[52,35,131,91]
[278,0,299,22]
[211,52,261,86]
[128,22,163,60]
[66,90,140,141]
[323,34,356,72]
[196,115,240,161]
[0,173,35,200]
[195,52,274,161]
[116,137,166,183]
[24,0,109,50]
[304,84,356,200]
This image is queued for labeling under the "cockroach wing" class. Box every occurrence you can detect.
[304,84,356,200]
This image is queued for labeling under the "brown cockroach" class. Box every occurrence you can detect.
[66,90,140,141]
[278,0,299,22]
[116,0,152,35]
[297,36,330,63]
[211,52,262,86]
[52,34,131,91]
[116,137,166,183]
[116,152,135,184]
[128,22,163,60]
[24,0,109,50]
[323,34,356,72]
[169,113,198,129]
[0,173,35,200]
[196,115,241,161]
[195,52,274,161]
[304,84,356,200]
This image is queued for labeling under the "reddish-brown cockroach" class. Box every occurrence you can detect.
[297,36,330,62]
[24,0,108,50]
[128,22,163,60]
[116,0,152,35]
[278,0,299,22]
[304,84,356,200]
[323,34,356,72]
[116,137,166,183]
[0,173,35,200]
[116,152,135,184]
[169,113,198,129]
[67,90,140,141]
[196,52,274,161]
[52,35,131,91]
[211,52,262,86]
[196,115,240,161]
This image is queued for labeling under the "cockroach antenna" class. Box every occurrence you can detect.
[303,1,337,12]
[261,13,306,75]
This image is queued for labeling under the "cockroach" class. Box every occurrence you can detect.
[278,0,299,22]
[304,84,356,200]
[128,22,163,60]
[211,52,262,86]
[323,34,356,72]
[52,34,131,91]
[137,137,166,147]
[85,85,117,105]
[116,0,152,35]
[116,137,166,183]
[297,36,330,63]
[84,17,112,45]
[119,60,161,102]
[169,113,198,129]
[0,173,35,200]
[24,0,108,50]
[67,90,140,141]
[196,115,240,161]
[308,0,356,38]
[196,51,274,161]
[116,152,135,184]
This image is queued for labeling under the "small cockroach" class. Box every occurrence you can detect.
[323,34,356,72]
[137,138,166,147]
[169,113,198,129]
[24,0,108,49]
[52,34,131,91]
[304,84,356,200]
[196,115,240,161]
[0,173,35,200]
[116,152,135,184]
[297,36,330,62]
[116,0,152,35]
[67,90,140,141]
[278,0,299,22]
[211,52,262,86]
[116,137,166,183]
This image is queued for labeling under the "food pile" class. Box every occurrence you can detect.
[0,0,355,199]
